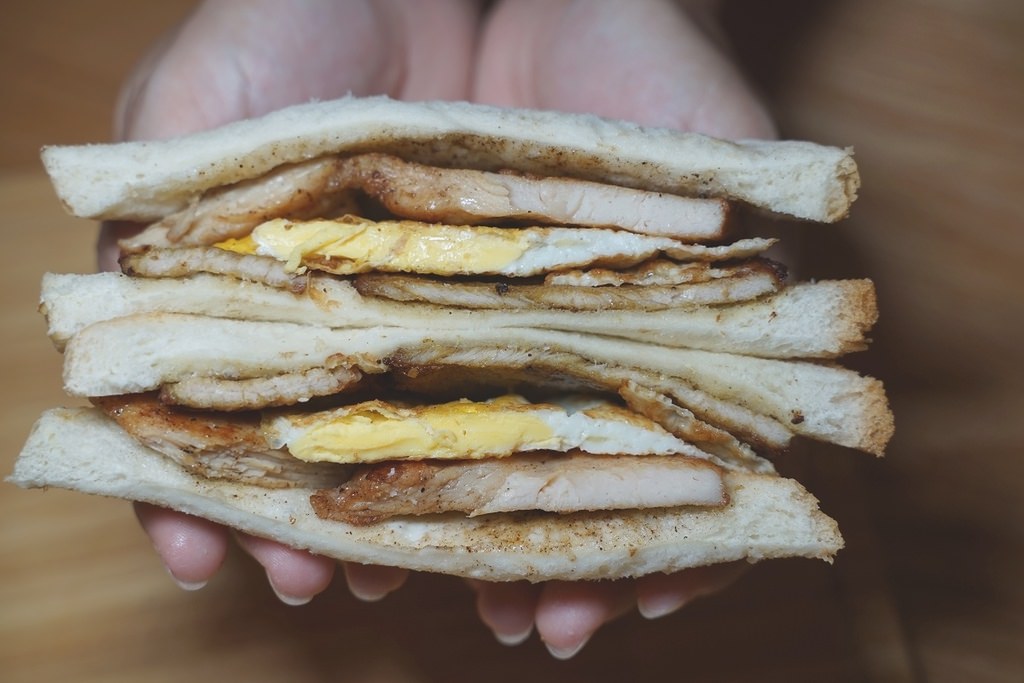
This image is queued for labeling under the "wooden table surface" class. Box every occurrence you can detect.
[1,1,1021,681]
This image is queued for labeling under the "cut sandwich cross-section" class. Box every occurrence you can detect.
[11,96,890,582]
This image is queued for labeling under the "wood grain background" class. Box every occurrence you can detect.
[1,1,1021,681]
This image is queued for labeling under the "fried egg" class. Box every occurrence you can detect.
[217,216,685,277]
[264,395,707,464]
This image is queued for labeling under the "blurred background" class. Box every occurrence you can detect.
[1,1,1020,681]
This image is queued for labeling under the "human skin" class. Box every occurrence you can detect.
[101,0,775,659]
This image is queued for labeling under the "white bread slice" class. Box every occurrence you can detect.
[42,273,877,359]
[8,408,843,581]
[41,96,858,223]
[60,314,893,455]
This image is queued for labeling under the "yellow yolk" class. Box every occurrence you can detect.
[264,395,698,464]
[270,396,556,464]
[215,235,258,255]
[218,216,529,276]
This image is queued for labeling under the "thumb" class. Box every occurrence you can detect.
[113,0,408,142]
[475,0,775,140]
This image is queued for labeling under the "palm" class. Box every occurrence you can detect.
[113,0,774,658]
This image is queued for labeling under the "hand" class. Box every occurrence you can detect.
[105,0,775,658]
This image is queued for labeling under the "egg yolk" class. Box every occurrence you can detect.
[277,397,558,464]
[217,216,530,276]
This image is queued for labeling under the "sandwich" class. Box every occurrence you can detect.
[9,96,892,582]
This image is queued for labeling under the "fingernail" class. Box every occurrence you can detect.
[545,638,589,660]
[347,583,389,603]
[494,626,533,647]
[637,594,689,620]
[167,568,206,592]
[273,589,312,606]
[269,578,312,607]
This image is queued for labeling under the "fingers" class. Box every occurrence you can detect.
[234,532,336,606]
[342,563,409,602]
[475,0,776,139]
[469,564,748,658]
[468,580,540,646]
[115,0,481,143]
[534,566,747,658]
[136,505,405,607]
[379,0,483,102]
[116,0,402,140]
[635,562,748,619]
[534,580,634,659]
[134,503,229,589]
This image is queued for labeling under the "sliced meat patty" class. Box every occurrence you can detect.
[353,265,782,311]
[159,364,364,411]
[332,153,730,239]
[310,451,727,525]
[120,157,361,252]
[121,246,308,292]
[545,258,786,287]
[123,153,732,251]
